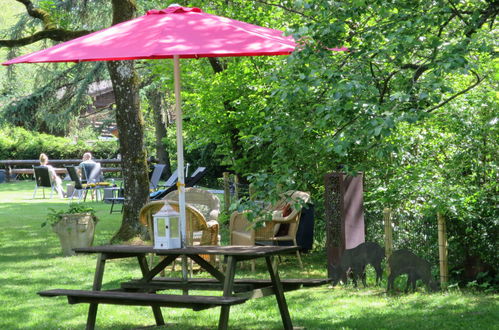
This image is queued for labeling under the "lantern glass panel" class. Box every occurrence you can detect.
[157,217,166,237]
[170,217,179,239]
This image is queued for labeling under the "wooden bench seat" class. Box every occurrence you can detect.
[38,289,248,311]
[121,277,331,292]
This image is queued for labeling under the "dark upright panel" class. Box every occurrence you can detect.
[325,172,365,277]
[325,173,343,270]
[343,175,365,249]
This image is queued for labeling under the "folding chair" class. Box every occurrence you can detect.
[81,163,104,183]
[104,185,125,214]
[64,165,93,202]
[32,166,55,199]
[149,164,166,190]
[185,167,207,187]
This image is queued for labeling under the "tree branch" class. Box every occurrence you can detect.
[446,0,470,27]
[400,63,430,83]
[1,1,93,48]
[369,61,380,91]
[465,0,499,38]
[250,0,315,20]
[16,0,56,29]
[0,29,92,47]
[426,70,483,113]
[332,114,362,139]
[379,71,398,104]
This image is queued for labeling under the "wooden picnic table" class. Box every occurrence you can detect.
[38,245,329,330]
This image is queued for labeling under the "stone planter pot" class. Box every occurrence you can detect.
[51,213,96,256]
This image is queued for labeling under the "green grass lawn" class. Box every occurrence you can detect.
[0,180,497,329]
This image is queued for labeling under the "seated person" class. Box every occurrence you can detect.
[79,152,100,182]
[39,153,65,198]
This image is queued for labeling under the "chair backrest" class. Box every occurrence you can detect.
[185,167,207,187]
[229,210,255,246]
[148,167,206,201]
[33,166,52,188]
[164,187,221,222]
[82,162,103,183]
[65,165,84,189]
[149,164,166,190]
[164,169,178,187]
[274,190,311,237]
[138,200,208,246]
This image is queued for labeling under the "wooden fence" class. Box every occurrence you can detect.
[0,159,122,182]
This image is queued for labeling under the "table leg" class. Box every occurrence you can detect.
[218,256,236,330]
[137,255,165,326]
[86,253,106,330]
[182,255,189,295]
[189,254,225,283]
[265,256,293,330]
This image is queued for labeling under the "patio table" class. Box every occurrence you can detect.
[38,245,328,330]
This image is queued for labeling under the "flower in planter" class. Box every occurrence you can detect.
[43,203,98,227]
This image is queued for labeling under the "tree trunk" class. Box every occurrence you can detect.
[107,0,149,242]
[208,57,244,165]
[147,88,172,177]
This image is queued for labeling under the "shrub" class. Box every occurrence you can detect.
[0,125,119,160]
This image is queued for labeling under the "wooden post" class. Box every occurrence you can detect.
[276,183,283,194]
[383,208,393,261]
[6,165,12,182]
[437,212,448,289]
[234,174,239,201]
[223,172,230,213]
[249,183,256,201]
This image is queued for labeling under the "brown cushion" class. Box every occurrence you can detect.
[282,204,292,217]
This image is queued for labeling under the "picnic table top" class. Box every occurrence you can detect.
[74,244,299,256]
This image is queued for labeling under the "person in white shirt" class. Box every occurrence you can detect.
[39,153,65,198]
[78,152,98,180]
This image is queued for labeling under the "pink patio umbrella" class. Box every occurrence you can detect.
[3,5,344,245]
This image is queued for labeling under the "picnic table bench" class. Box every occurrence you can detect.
[39,289,248,310]
[121,277,330,295]
[38,245,330,330]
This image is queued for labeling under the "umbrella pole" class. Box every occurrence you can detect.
[173,55,189,282]
[173,55,187,248]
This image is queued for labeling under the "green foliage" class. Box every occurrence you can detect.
[44,203,97,227]
[364,81,498,267]
[1,63,107,135]
[135,1,498,270]
[0,125,119,160]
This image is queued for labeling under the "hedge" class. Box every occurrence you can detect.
[0,126,119,160]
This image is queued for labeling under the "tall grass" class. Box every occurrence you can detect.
[0,181,497,329]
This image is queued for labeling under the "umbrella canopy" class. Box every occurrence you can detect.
[3,5,345,249]
[3,6,297,65]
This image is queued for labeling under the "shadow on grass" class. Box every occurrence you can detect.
[0,181,36,192]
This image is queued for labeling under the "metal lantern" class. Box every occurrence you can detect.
[153,202,181,249]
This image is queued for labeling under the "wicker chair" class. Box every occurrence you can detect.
[139,200,219,265]
[163,188,221,250]
[230,190,310,270]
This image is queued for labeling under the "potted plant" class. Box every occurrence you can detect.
[44,204,98,256]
